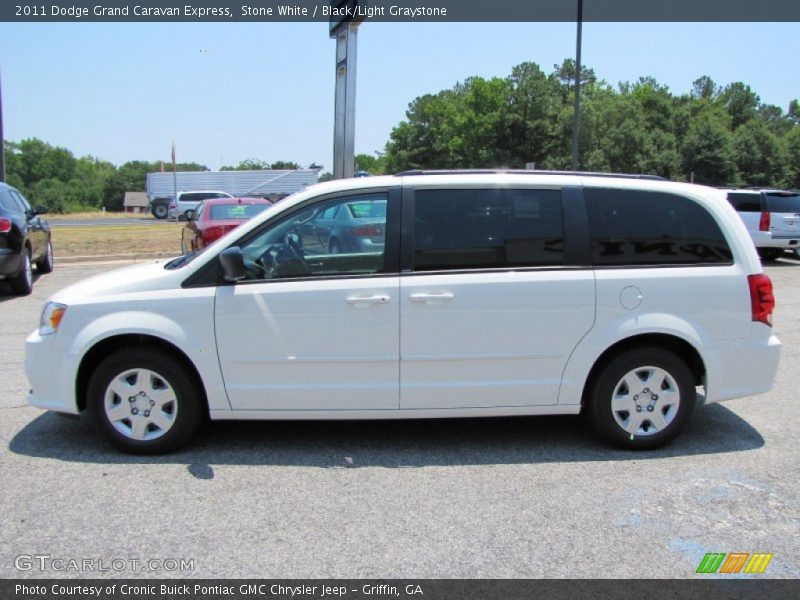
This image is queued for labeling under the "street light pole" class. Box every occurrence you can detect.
[0,69,5,182]
[571,0,583,172]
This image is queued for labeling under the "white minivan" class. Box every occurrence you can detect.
[25,172,781,453]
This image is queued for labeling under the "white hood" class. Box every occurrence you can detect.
[50,259,186,303]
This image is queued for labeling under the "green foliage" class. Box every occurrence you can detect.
[383,61,799,189]
[733,120,789,187]
[3,139,209,213]
[220,158,269,171]
[355,153,387,175]
[269,160,300,170]
[220,159,301,171]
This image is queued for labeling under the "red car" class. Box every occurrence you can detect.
[181,197,272,254]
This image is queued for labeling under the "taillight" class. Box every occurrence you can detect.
[759,211,770,231]
[353,226,383,237]
[203,225,232,244]
[748,274,775,326]
[0,218,11,233]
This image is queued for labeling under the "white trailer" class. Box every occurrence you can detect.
[146,169,319,218]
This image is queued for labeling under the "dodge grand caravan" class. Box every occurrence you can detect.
[25,172,781,453]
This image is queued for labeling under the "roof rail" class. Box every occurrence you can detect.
[394,169,666,181]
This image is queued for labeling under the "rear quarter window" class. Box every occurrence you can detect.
[585,188,733,266]
[727,192,762,212]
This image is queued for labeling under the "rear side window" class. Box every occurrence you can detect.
[764,192,800,213]
[413,188,564,271]
[0,189,19,212]
[727,192,762,212]
[585,188,732,266]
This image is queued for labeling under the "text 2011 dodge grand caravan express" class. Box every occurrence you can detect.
[25,172,781,453]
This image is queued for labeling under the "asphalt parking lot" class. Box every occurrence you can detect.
[1,257,799,579]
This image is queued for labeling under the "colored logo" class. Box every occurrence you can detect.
[696,553,773,574]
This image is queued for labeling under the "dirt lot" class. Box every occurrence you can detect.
[52,222,183,257]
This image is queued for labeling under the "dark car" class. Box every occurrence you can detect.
[0,182,53,295]
[181,197,272,254]
[296,195,387,254]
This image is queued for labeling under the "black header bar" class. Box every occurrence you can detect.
[2,1,799,23]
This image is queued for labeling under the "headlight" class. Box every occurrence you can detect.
[39,302,67,335]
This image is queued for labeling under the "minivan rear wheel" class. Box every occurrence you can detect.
[87,348,204,454]
[586,347,695,450]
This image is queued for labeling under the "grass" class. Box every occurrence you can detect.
[50,210,152,220]
[53,223,184,257]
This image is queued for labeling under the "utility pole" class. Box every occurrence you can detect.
[330,1,364,180]
[571,0,583,172]
[0,69,5,182]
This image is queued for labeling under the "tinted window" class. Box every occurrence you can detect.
[210,203,269,220]
[414,189,564,271]
[586,188,732,266]
[727,192,761,213]
[764,192,800,213]
[0,189,19,212]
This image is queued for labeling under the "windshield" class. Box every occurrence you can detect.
[765,192,800,213]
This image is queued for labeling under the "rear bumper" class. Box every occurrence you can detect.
[25,330,81,415]
[705,329,781,403]
[0,248,22,278]
[757,236,799,249]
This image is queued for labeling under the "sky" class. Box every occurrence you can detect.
[0,21,798,172]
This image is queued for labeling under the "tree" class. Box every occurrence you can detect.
[784,127,800,188]
[719,82,759,129]
[733,120,788,187]
[220,158,268,171]
[355,153,386,175]
[680,109,737,185]
[691,76,719,100]
[269,160,300,170]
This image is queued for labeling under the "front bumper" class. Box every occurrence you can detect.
[25,330,81,414]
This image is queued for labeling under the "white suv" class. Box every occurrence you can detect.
[724,189,800,260]
[167,190,233,219]
[25,172,781,453]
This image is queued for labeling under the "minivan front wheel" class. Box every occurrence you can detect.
[87,348,204,454]
[586,347,695,450]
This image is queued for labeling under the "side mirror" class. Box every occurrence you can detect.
[219,247,246,282]
[178,211,192,222]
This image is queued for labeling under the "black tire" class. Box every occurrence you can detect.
[9,248,33,296]
[86,347,205,454]
[585,347,696,450]
[152,204,168,219]
[757,248,782,261]
[35,239,54,274]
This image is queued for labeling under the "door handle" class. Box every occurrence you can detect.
[409,292,454,304]
[346,294,391,306]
